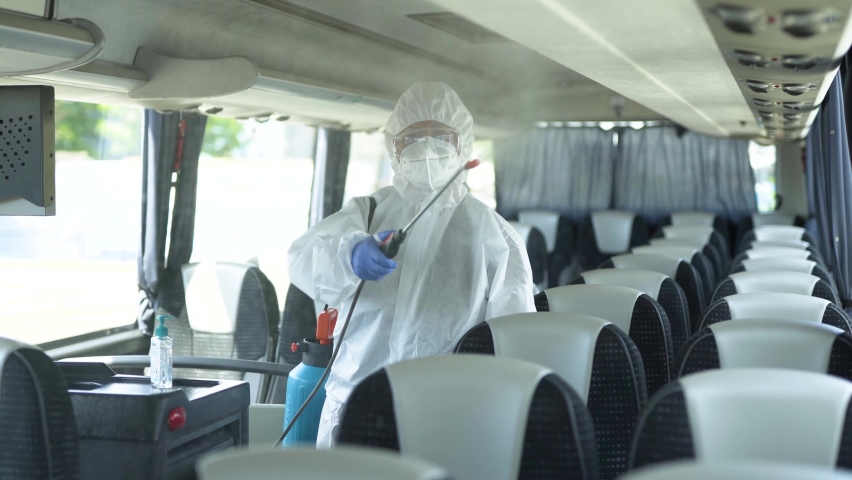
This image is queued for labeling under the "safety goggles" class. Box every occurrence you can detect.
[393,126,460,156]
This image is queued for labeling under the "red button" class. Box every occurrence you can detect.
[168,407,187,431]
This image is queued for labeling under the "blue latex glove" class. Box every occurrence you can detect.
[351,230,398,281]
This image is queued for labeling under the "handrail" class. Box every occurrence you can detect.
[60,355,296,377]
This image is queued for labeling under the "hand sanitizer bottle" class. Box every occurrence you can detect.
[150,315,173,389]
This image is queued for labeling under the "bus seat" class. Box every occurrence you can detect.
[578,211,648,272]
[0,337,79,480]
[619,460,852,480]
[742,239,818,254]
[518,210,575,287]
[266,284,317,404]
[751,212,806,228]
[628,369,852,470]
[732,246,824,266]
[602,253,706,330]
[157,262,279,403]
[632,245,716,299]
[711,271,839,305]
[508,222,549,291]
[649,238,724,283]
[675,319,852,380]
[535,284,673,393]
[658,225,730,265]
[338,355,599,480]
[736,213,806,247]
[665,211,730,242]
[699,292,852,333]
[196,446,452,480]
[571,269,691,352]
[740,225,818,249]
[456,313,645,480]
[732,257,833,285]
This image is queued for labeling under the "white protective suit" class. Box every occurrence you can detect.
[287,82,536,448]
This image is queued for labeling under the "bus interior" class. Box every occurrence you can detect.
[2,0,852,479]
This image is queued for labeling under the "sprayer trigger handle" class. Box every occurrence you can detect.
[380,229,406,259]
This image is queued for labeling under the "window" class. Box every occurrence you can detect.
[344,133,497,209]
[344,132,393,204]
[468,139,496,208]
[191,118,316,298]
[0,101,143,345]
[749,141,777,212]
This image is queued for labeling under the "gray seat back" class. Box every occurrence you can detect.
[0,338,79,480]
[700,292,852,333]
[572,269,691,352]
[618,460,852,480]
[629,369,852,470]
[660,225,730,265]
[676,319,852,380]
[632,245,716,299]
[732,247,824,266]
[339,355,599,480]
[712,271,839,305]
[535,284,673,393]
[578,211,648,271]
[157,261,279,402]
[196,446,453,480]
[649,238,723,283]
[456,313,645,480]
[602,253,706,331]
[518,210,575,287]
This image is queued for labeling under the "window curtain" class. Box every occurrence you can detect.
[494,127,615,221]
[615,126,755,225]
[165,113,207,271]
[137,110,206,335]
[806,72,852,308]
[310,128,350,226]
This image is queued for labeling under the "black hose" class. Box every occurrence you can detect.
[272,279,366,449]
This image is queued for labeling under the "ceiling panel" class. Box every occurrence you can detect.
[430,0,762,137]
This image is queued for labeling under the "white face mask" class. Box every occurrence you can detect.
[398,137,460,191]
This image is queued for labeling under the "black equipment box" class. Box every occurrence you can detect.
[58,362,249,480]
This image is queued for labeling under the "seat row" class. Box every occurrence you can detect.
[304,264,852,480]
[508,209,812,290]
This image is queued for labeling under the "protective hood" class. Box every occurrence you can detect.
[385,82,475,205]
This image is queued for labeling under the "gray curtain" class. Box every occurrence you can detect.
[165,112,207,271]
[137,111,176,335]
[137,110,206,335]
[494,127,615,221]
[615,126,756,224]
[310,128,350,226]
[806,72,852,307]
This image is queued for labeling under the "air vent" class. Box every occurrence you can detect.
[712,4,766,35]
[783,113,802,121]
[781,9,840,38]
[780,83,812,96]
[781,54,819,70]
[757,111,775,120]
[745,79,772,93]
[752,98,773,107]
[781,101,811,111]
[733,50,769,67]
[408,12,508,43]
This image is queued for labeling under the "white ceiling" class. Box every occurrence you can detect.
[2,0,848,139]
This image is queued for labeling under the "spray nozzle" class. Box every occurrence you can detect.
[155,315,173,338]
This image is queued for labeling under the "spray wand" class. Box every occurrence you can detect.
[273,160,480,448]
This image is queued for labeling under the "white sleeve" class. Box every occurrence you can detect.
[287,197,372,306]
[484,217,537,319]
